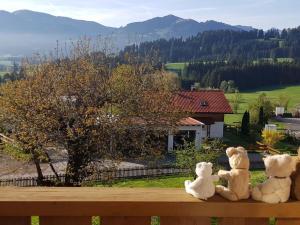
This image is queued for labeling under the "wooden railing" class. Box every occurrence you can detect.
[0,188,300,225]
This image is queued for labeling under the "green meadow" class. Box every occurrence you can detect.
[225,85,300,125]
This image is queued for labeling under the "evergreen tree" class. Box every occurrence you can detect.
[258,107,265,127]
[241,111,250,135]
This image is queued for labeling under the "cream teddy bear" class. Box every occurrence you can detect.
[216,147,250,201]
[185,162,219,200]
[252,154,295,204]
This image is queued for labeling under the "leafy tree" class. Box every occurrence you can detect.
[227,80,236,93]
[231,90,242,113]
[241,111,250,135]
[277,94,290,110]
[175,142,222,178]
[249,93,274,125]
[219,80,228,92]
[0,44,183,186]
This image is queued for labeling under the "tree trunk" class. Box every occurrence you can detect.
[45,152,60,181]
[32,153,44,185]
[64,139,90,186]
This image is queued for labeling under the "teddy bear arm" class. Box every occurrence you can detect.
[187,177,202,189]
[218,170,231,180]
[212,175,219,182]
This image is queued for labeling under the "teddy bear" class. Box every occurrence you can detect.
[184,162,219,200]
[216,146,250,201]
[252,154,295,204]
[291,148,300,200]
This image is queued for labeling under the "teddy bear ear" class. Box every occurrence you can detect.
[196,162,203,167]
[226,147,237,157]
[237,146,245,151]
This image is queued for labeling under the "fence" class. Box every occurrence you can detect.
[0,166,190,187]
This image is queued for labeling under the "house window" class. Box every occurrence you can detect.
[200,100,208,107]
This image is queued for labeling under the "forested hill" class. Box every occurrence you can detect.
[120,27,300,62]
[182,62,300,91]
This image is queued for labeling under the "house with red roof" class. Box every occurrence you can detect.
[168,90,232,151]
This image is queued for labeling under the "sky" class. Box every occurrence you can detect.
[0,0,299,29]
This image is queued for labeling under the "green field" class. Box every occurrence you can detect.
[0,71,8,77]
[225,85,300,125]
[165,62,187,71]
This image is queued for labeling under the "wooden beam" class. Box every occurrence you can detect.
[40,216,91,225]
[101,216,150,225]
[0,188,300,218]
[219,218,269,225]
[276,218,300,225]
[160,217,211,225]
[0,217,30,225]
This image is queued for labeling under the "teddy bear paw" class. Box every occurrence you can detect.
[251,186,262,201]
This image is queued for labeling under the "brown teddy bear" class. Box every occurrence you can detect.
[291,148,300,200]
[216,147,250,201]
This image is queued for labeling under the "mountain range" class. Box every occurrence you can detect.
[0,10,254,56]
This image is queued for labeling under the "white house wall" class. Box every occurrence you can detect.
[210,122,224,138]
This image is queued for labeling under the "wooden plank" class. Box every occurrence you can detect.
[101,216,150,225]
[160,217,211,225]
[219,218,269,225]
[40,216,91,225]
[0,188,300,218]
[276,218,300,225]
[0,217,30,225]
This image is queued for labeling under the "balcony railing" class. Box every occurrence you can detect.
[0,188,300,225]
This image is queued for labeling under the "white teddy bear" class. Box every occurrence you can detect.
[252,154,295,204]
[185,162,219,200]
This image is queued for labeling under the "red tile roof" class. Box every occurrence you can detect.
[173,90,233,114]
[178,117,204,126]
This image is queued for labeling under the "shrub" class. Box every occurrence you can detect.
[261,130,284,147]
[282,112,293,118]
[175,142,223,177]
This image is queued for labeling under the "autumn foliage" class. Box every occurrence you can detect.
[0,44,182,185]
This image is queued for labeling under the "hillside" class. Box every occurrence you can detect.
[225,85,300,125]
[0,10,252,56]
[124,28,300,63]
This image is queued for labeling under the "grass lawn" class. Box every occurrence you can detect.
[225,85,300,125]
[94,171,266,188]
